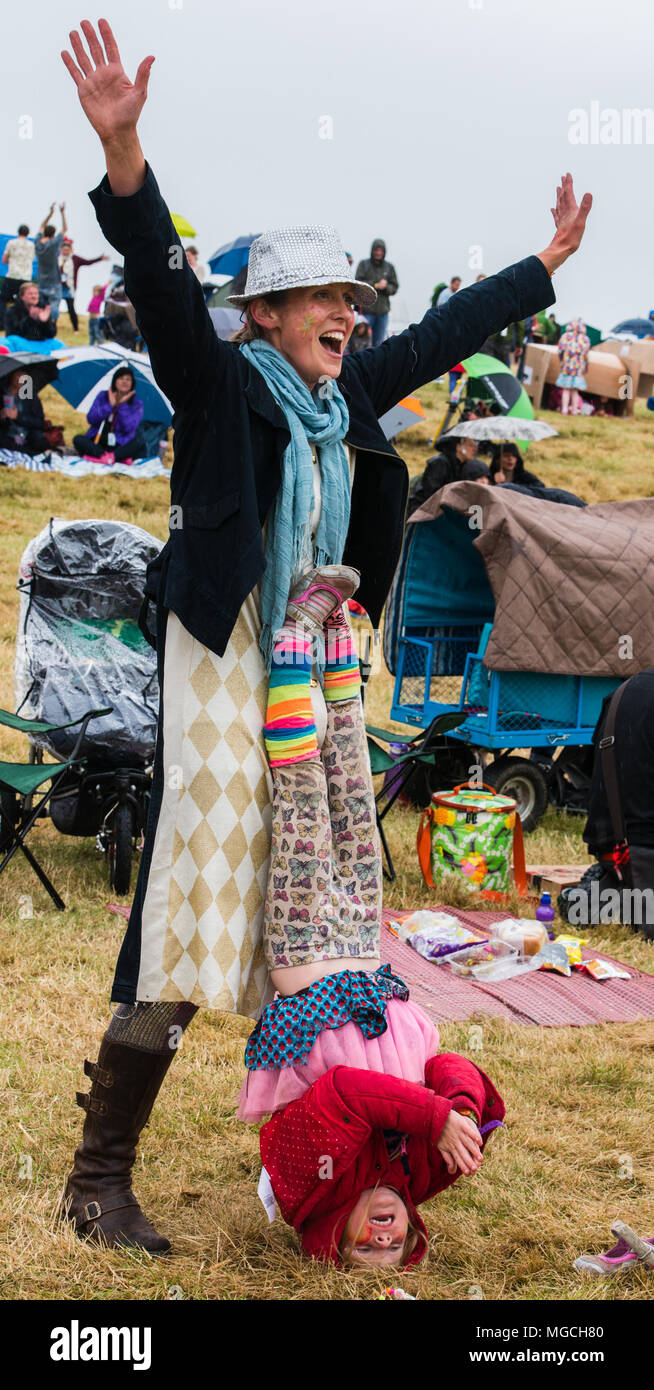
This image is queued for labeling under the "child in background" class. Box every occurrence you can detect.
[87,283,108,345]
[555,316,591,415]
[239,566,505,1269]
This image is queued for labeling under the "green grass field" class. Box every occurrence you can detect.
[1,320,652,1301]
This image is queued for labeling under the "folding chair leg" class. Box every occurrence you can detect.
[0,833,66,911]
[377,813,396,883]
[19,841,66,910]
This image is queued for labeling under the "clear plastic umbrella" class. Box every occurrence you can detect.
[442,417,558,443]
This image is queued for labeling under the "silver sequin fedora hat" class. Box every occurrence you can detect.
[226,225,377,309]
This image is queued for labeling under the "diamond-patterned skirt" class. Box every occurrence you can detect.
[134,596,276,1016]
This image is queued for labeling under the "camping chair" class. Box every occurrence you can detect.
[366,711,467,881]
[0,705,112,911]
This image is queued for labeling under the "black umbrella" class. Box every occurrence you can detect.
[0,352,59,395]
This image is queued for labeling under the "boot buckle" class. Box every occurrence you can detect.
[75,1092,108,1116]
[83,1201,103,1222]
[83,1059,114,1087]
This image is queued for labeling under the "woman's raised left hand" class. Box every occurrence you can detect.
[538,173,592,275]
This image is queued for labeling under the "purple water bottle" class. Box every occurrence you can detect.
[536,891,555,940]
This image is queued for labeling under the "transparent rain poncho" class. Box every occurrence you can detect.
[14,517,162,764]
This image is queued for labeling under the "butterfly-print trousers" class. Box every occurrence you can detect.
[263,695,383,969]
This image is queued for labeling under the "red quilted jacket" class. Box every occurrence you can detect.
[259,1054,505,1266]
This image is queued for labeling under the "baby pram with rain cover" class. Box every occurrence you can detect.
[14,518,162,894]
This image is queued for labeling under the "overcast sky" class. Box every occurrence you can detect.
[3,0,654,333]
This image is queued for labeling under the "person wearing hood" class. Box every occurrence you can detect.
[487,442,544,489]
[487,442,586,506]
[237,570,505,1269]
[355,238,399,347]
[407,434,481,515]
[555,316,590,415]
[345,313,373,354]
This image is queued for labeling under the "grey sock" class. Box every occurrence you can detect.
[106,1001,198,1055]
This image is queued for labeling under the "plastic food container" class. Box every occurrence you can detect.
[388,911,488,961]
[489,918,549,956]
[448,938,539,982]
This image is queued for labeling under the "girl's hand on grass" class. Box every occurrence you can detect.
[61,18,154,145]
[437,1110,483,1176]
[537,173,593,275]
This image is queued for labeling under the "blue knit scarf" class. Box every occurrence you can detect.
[240,339,351,668]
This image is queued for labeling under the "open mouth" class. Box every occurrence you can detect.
[319,331,345,359]
[370,1214,394,1226]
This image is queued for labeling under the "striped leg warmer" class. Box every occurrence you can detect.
[263,626,319,767]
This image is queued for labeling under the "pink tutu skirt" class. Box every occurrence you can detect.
[237,998,440,1122]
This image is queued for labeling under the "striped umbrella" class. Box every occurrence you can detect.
[51,345,172,425]
[435,351,536,448]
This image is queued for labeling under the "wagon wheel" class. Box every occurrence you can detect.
[108,802,134,896]
[484,756,549,832]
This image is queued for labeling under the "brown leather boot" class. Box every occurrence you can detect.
[61,1037,176,1254]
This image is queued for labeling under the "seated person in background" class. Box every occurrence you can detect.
[487,442,544,488]
[486,441,586,507]
[407,435,479,515]
[5,283,57,341]
[345,314,372,354]
[462,458,491,484]
[0,369,50,455]
[72,367,144,463]
[102,282,139,349]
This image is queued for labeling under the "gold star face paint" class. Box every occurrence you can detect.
[298,307,319,336]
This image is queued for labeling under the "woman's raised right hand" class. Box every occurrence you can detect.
[61,19,154,145]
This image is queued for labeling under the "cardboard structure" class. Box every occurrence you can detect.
[596,337,654,400]
[526,864,587,896]
[522,342,635,414]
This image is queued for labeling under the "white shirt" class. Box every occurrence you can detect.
[307,444,355,559]
[4,237,34,281]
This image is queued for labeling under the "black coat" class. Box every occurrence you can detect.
[5,300,56,341]
[89,165,555,657]
[407,441,461,515]
[584,670,654,853]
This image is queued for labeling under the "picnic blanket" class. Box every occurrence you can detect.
[410,482,654,678]
[0,448,169,479]
[381,909,654,1027]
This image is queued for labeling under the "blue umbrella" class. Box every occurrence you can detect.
[51,344,173,425]
[208,234,259,277]
[0,232,38,280]
[610,318,654,338]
